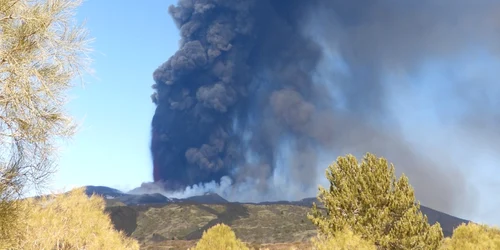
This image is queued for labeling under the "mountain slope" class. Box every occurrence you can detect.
[105,202,468,249]
[106,203,316,247]
[81,186,469,248]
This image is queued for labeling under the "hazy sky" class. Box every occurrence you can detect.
[43,0,500,227]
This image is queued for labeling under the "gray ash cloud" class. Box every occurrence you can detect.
[150,0,328,191]
[149,0,500,217]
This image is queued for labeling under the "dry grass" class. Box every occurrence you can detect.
[249,241,313,250]
[140,240,197,250]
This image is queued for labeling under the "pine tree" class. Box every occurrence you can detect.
[308,153,443,249]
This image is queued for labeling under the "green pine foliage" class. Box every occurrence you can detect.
[308,153,443,249]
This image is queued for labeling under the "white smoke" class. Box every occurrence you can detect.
[128,175,233,199]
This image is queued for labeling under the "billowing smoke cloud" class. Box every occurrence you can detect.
[150,0,328,191]
[147,0,500,220]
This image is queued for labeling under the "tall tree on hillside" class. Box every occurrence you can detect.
[0,0,91,246]
[308,153,444,250]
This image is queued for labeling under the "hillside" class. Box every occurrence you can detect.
[82,186,470,249]
[106,203,316,249]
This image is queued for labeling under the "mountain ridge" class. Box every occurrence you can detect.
[76,185,470,248]
[81,185,469,237]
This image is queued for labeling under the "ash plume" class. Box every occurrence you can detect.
[148,0,500,219]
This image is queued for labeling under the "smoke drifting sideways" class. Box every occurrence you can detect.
[141,0,500,219]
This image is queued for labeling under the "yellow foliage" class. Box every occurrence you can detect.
[0,199,20,249]
[309,153,443,249]
[312,227,377,250]
[439,222,500,250]
[0,164,22,249]
[5,188,139,250]
[192,223,249,250]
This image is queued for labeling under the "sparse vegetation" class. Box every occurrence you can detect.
[308,153,444,249]
[107,203,317,246]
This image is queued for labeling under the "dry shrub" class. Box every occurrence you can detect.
[192,223,249,250]
[440,222,500,250]
[8,187,139,250]
[311,228,376,250]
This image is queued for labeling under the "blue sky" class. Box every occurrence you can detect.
[43,1,500,226]
[49,0,178,192]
